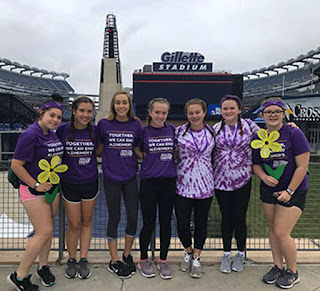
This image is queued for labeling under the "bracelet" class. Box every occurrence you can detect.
[286,188,294,196]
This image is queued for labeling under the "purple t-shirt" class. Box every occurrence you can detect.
[213,118,259,191]
[252,124,310,191]
[13,122,64,186]
[140,124,176,179]
[56,122,99,184]
[176,123,215,199]
[98,118,141,183]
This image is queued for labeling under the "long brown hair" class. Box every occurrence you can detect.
[106,91,138,121]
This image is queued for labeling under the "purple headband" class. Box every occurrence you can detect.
[220,95,242,108]
[40,102,64,111]
[261,100,285,111]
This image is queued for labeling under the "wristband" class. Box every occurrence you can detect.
[286,188,294,196]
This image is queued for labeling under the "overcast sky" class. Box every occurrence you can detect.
[1,0,320,94]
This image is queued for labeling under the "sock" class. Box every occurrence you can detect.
[237,251,245,257]
[223,251,232,257]
[158,258,167,263]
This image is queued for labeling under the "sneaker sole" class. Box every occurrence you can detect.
[107,266,132,279]
[189,272,203,278]
[77,272,92,279]
[231,267,244,272]
[157,266,172,280]
[35,272,55,287]
[262,278,277,284]
[65,272,78,279]
[276,277,300,289]
[7,275,27,291]
[220,268,231,274]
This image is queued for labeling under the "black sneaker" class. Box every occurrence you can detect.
[7,272,39,291]
[122,253,136,274]
[107,260,132,279]
[276,269,300,289]
[78,258,91,279]
[65,258,78,279]
[262,265,284,284]
[36,265,55,287]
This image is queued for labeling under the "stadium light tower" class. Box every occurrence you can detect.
[96,13,123,122]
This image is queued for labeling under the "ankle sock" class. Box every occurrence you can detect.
[223,251,232,257]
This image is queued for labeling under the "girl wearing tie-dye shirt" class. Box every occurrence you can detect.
[213,95,259,274]
[175,98,215,279]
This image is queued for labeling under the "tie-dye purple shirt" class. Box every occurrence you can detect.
[176,124,215,199]
[213,118,259,191]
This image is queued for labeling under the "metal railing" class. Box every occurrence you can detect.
[1,158,319,258]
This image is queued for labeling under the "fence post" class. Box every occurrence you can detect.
[58,197,65,262]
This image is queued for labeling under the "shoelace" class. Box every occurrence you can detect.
[193,258,201,267]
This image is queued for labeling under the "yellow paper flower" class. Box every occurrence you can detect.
[37,156,68,184]
[251,129,282,158]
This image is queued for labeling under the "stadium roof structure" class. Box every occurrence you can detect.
[242,46,320,103]
[0,57,69,79]
[243,46,320,78]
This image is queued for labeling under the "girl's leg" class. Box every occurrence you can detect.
[175,195,193,250]
[158,178,175,260]
[63,198,81,260]
[38,196,60,267]
[17,198,55,278]
[103,178,122,263]
[80,198,97,258]
[122,177,139,256]
[215,190,233,252]
[273,205,302,273]
[263,203,284,268]
[139,179,157,260]
[193,197,213,252]
[232,181,251,252]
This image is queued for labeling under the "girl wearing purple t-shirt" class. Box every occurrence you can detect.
[8,94,64,290]
[97,91,140,279]
[138,98,176,280]
[213,95,259,274]
[175,98,215,279]
[252,98,310,289]
[56,96,98,280]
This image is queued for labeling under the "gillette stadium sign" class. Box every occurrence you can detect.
[153,51,213,72]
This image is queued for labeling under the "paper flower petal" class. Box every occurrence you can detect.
[269,131,280,142]
[251,140,264,149]
[257,129,268,141]
[49,172,60,184]
[38,159,50,171]
[38,171,50,183]
[270,142,282,152]
[51,156,60,169]
[260,146,270,158]
[53,164,68,173]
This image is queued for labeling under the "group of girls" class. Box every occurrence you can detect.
[7,90,309,290]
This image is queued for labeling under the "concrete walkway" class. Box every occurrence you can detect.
[2,262,320,291]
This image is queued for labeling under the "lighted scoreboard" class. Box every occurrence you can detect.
[133,51,243,119]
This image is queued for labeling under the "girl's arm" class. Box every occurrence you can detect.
[11,159,52,192]
[134,147,145,159]
[96,143,103,157]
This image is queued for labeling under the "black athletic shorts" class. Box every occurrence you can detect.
[260,184,307,211]
[61,179,99,203]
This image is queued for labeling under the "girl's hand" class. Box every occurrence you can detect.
[36,182,53,192]
[262,175,279,187]
[273,190,291,203]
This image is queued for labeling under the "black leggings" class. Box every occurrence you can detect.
[215,180,251,252]
[139,177,176,260]
[175,194,213,250]
[103,176,139,241]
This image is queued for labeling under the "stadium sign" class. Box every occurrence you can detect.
[153,51,213,72]
[286,97,320,122]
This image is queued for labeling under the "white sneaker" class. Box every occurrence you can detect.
[190,257,202,278]
[180,250,192,272]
